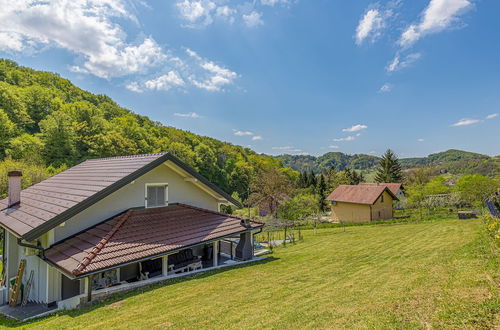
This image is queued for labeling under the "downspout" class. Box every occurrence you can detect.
[17,238,45,259]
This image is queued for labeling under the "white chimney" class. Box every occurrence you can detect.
[8,171,22,207]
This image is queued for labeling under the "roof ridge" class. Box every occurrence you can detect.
[84,152,168,162]
[73,209,133,275]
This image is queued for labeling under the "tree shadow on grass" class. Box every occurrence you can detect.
[1,256,279,328]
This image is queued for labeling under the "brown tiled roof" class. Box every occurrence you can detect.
[0,153,240,240]
[325,185,398,204]
[359,182,403,195]
[44,204,263,277]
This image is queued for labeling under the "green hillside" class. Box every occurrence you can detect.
[0,59,294,199]
[276,149,499,177]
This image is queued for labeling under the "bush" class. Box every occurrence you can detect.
[482,214,500,247]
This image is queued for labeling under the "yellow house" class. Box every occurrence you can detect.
[325,184,399,223]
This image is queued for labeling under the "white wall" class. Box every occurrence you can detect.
[54,162,219,242]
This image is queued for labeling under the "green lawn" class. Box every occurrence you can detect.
[1,219,498,329]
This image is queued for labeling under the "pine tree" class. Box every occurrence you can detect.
[309,170,317,187]
[316,174,328,211]
[375,149,403,183]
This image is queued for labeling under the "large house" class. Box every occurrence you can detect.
[0,153,263,312]
[326,184,399,223]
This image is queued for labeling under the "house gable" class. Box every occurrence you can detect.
[53,161,224,242]
[0,153,240,241]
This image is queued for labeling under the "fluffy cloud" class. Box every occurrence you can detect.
[261,0,290,6]
[233,130,254,136]
[176,0,217,27]
[417,138,425,142]
[187,49,238,91]
[399,0,472,47]
[175,0,294,28]
[328,145,339,149]
[451,118,480,127]
[126,49,238,93]
[387,53,421,72]
[252,135,263,141]
[379,83,393,93]
[0,0,167,78]
[355,9,384,45]
[486,113,498,120]
[145,72,185,91]
[342,124,368,132]
[272,146,302,152]
[174,112,201,118]
[243,11,264,27]
[333,136,356,142]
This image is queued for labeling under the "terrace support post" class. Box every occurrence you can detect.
[162,255,169,277]
[235,232,253,261]
[213,241,218,267]
[86,275,92,303]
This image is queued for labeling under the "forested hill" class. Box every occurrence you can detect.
[275,149,499,177]
[0,59,293,199]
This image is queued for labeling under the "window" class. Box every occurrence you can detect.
[381,194,384,203]
[146,184,168,208]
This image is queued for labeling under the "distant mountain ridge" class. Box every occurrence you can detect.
[274,149,499,177]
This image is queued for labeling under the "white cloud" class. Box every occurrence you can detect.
[417,138,425,142]
[176,0,216,27]
[328,145,339,149]
[126,82,144,93]
[387,53,421,72]
[0,0,166,78]
[342,124,368,132]
[272,146,302,152]
[174,112,201,118]
[216,6,236,24]
[333,136,356,142]
[399,0,472,47]
[145,71,185,91]
[243,11,264,27]
[187,49,238,91]
[233,130,254,136]
[261,0,290,6]
[379,83,393,93]
[451,118,480,127]
[486,113,498,120]
[355,9,384,45]
[252,135,263,141]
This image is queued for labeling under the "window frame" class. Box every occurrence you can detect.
[145,183,169,208]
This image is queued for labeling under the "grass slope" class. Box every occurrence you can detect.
[2,219,497,329]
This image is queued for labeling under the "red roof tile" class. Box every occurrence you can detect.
[359,182,403,195]
[44,204,263,277]
[0,153,240,240]
[325,185,398,205]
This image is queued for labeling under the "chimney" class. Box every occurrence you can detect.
[7,171,22,207]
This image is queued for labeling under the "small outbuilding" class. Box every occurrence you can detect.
[326,184,399,223]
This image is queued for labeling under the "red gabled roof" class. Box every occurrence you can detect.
[0,153,240,240]
[44,204,263,278]
[359,182,403,195]
[325,185,398,205]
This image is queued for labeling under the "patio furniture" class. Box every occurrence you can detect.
[168,249,200,274]
[188,261,202,271]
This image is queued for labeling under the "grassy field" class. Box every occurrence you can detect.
[0,218,498,329]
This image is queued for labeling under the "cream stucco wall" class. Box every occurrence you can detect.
[370,190,394,221]
[330,190,395,223]
[331,202,371,223]
[54,161,220,242]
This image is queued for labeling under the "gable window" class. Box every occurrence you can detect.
[145,184,168,208]
[381,194,384,203]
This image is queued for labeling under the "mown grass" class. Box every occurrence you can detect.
[0,219,498,329]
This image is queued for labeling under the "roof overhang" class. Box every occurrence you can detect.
[20,153,241,241]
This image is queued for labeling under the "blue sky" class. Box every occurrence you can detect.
[1,0,499,157]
